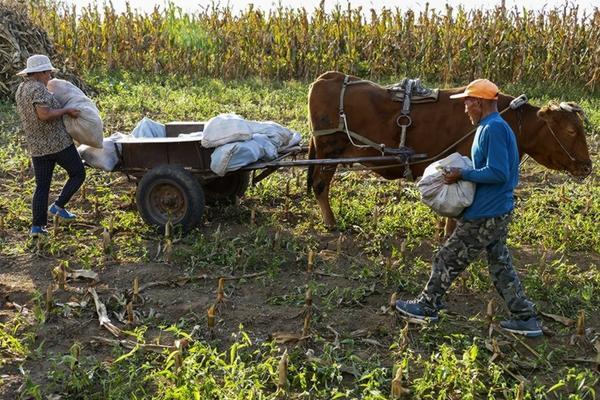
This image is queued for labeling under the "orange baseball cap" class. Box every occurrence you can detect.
[449,79,499,100]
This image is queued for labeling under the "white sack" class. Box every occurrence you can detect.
[47,79,103,149]
[130,117,166,138]
[78,132,124,172]
[244,120,295,148]
[201,113,253,148]
[282,131,302,151]
[416,152,476,217]
[178,131,203,138]
[210,134,278,176]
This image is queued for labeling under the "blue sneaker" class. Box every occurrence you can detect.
[30,226,48,236]
[500,317,543,337]
[48,203,76,220]
[395,299,439,322]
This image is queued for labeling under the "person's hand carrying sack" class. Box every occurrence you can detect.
[416,152,475,217]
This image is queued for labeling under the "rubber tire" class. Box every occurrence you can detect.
[136,165,205,232]
[204,171,250,205]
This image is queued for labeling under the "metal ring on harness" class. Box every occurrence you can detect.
[396,114,412,128]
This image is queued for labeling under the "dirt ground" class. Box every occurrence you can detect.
[2,203,599,398]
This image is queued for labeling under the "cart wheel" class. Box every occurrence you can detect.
[136,165,205,232]
[204,171,250,205]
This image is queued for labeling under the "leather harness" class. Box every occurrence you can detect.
[310,75,437,178]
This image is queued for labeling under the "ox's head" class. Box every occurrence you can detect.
[536,102,592,179]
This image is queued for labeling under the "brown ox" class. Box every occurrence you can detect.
[308,71,593,229]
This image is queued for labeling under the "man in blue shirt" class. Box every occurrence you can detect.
[396,79,542,337]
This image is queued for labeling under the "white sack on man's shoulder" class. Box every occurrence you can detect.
[417,152,476,217]
[47,79,104,148]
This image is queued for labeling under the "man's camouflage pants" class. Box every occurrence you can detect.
[417,212,537,320]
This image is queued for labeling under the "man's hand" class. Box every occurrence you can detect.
[443,167,462,184]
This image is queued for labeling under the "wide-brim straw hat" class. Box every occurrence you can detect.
[16,54,58,76]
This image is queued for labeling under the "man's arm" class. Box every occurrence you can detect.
[460,123,511,184]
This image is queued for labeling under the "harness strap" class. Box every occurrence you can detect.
[338,75,349,115]
[398,79,417,179]
[401,79,414,115]
[312,75,388,153]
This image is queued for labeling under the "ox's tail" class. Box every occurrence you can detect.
[307,136,316,195]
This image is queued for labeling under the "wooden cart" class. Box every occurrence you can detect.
[115,122,423,231]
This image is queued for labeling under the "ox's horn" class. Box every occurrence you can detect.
[559,102,583,113]
[560,102,591,131]
[510,94,528,110]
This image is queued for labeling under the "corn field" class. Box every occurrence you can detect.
[23,0,600,89]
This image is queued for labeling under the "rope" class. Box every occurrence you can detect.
[547,124,576,161]
[341,113,373,150]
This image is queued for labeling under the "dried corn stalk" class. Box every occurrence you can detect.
[207,305,216,329]
[45,284,53,312]
[52,263,67,290]
[0,2,92,100]
[277,349,288,389]
[391,365,410,398]
[302,310,311,337]
[389,292,397,314]
[102,227,111,254]
[595,341,600,372]
[66,269,99,282]
[88,288,122,337]
[164,219,173,239]
[540,312,574,327]
[486,299,495,337]
[576,310,585,336]
[53,214,59,235]
[305,287,312,308]
[163,239,172,264]
[398,321,410,351]
[307,249,314,273]
[216,278,225,303]
[125,302,134,324]
[132,277,139,300]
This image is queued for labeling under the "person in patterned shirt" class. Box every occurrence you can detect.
[15,55,86,237]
